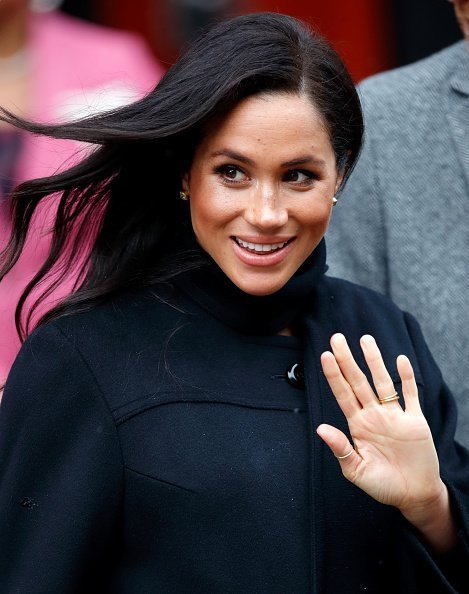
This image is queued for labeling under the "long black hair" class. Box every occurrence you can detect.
[0,12,363,340]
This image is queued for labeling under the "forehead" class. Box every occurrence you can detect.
[197,93,334,160]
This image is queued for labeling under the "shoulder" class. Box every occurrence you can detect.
[357,41,466,123]
[319,276,440,386]
[321,276,417,357]
[15,286,186,378]
[50,286,185,353]
[360,41,465,101]
[322,275,405,320]
[5,287,187,410]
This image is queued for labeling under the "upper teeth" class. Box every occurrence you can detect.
[235,238,289,252]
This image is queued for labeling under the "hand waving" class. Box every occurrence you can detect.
[317,333,445,518]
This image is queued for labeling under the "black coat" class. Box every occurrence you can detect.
[0,275,468,593]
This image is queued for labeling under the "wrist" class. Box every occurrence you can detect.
[400,480,457,554]
[400,479,448,526]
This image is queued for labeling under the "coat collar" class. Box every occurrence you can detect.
[449,41,469,96]
[174,238,328,336]
[447,42,469,191]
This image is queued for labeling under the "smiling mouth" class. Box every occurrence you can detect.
[233,237,294,254]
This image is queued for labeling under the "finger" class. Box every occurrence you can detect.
[316,423,360,473]
[360,335,401,409]
[321,351,361,417]
[330,333,378,408]
[396,354,421,414]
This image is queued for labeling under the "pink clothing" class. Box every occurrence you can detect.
[0,11,164,382]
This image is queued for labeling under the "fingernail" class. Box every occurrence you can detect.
[331,333,345,345]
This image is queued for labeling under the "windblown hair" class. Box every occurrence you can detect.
[0,12,363,340]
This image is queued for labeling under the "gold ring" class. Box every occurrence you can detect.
[378,392,399,404]
[335,448,354,459]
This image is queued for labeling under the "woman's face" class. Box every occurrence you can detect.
[183,92,342,296]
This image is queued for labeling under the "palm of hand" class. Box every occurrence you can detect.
[346,404,439,509]
[318,334,442,515]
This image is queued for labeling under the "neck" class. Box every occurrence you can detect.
[0,7,29,58]
[173,237,328,336]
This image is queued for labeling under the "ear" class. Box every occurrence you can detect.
[335,170,345,195]
[335,149,352,193]
[181,172,190,193]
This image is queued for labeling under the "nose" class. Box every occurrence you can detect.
[243,184,288,230]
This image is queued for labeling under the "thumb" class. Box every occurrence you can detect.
[316,423,359,470]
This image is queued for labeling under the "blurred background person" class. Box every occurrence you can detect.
[326,0,469,448]
[0,0,163,386]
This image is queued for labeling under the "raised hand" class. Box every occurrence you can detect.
[317,333,456,553]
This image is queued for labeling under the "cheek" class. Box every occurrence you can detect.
[189,193,237,244]
[189,179,240,230]
[300,201,332,231]
[191,195,226,221]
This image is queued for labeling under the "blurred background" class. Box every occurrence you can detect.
[59,0,462,82]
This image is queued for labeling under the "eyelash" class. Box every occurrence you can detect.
[215,164,247,185]
[214,164,317,187]
[283,169,317,186]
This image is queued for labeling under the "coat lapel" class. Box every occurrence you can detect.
[303,282,398,594]
[447,45,469,191]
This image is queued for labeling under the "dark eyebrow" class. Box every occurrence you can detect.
[281,156,327,168]
[210,150,255,166]
[210,149,326,169]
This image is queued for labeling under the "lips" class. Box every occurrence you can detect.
[234,237,292,253]
[231,236,296,266]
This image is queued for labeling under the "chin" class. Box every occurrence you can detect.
[230,275,289,297]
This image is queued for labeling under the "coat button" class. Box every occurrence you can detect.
[286,363,305,389]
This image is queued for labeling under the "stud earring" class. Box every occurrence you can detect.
[179,191,189,201]
[332,196,338,206]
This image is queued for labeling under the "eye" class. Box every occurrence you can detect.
[283,169,316,186]
[216,164,249,184]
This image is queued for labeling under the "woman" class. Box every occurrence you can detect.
[0,12,467,594]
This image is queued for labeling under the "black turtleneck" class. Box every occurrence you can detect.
[174,238,327,336]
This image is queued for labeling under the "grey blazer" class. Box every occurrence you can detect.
[327,40,469,448]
